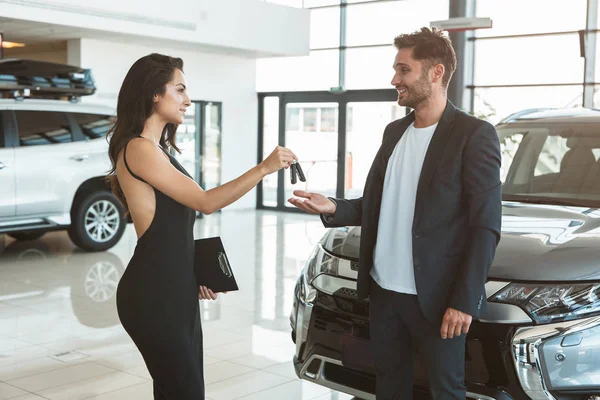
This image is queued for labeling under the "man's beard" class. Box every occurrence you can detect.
[398,70,432,109]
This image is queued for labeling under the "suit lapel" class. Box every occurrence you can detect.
[413,101,457,223]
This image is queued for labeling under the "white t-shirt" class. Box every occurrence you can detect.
[370,121,438,294]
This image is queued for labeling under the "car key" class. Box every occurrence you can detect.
[290,162,298,184]
[290,161,306,185]
[295,161,306,182]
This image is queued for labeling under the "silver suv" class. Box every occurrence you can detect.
[0,59,126,251]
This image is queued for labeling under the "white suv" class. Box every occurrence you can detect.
[0,59,126,252]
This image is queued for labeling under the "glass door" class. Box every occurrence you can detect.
[260,97,280,207]
[175,101,222,217]
[283,102,339,208]
[345,102,406,198]
[176,102,199,182]
[199,102,222,191]
[257,89,401,210]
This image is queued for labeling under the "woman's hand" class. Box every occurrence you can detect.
[198,286,227,300]
[259,146,297,175]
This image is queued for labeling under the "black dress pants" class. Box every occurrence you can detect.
[369,279,466,400]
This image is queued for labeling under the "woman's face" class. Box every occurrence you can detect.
[154,68,191,124]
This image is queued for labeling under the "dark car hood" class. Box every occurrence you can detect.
[320,203,600,282]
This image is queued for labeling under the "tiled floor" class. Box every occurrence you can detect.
[0,210,356,400]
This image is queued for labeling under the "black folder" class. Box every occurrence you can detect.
[194,237,239,293]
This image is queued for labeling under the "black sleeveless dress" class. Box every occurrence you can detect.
[116,139,204,400]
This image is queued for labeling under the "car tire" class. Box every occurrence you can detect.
[7,231,46,241]
[68,191,126,252]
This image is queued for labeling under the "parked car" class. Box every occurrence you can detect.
[0,58,126,251]
[290,108,600,400]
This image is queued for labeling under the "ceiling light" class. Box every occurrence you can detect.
[2,41,26,49]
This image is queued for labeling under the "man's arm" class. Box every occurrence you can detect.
[292,119,400,227]
[321,197,363,227]
[449,122,502,318]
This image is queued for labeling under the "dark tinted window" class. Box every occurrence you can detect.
[499,123,600,203]
[0,113,4,148]
[16,111,73,146]
[72,113,115,140]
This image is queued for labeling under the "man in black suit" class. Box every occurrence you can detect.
[289,27,501,399]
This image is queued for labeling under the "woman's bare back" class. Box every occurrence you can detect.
[115,144,169,240]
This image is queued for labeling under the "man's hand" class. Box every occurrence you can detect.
[440,307,472,339]
[288,190,336,215]
[198,286,227,300]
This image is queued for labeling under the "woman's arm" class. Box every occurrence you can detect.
[123,137,295,214]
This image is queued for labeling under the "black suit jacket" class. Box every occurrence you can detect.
[322,101,502,325]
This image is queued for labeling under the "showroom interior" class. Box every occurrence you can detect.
[1,0,600,399]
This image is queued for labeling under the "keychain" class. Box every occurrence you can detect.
[290,160,306,185]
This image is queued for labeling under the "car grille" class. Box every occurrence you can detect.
[333,287,359,300]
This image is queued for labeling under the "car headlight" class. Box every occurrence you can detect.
[491,283,600,324]
[299,244,340,303]
[305,244,340,282]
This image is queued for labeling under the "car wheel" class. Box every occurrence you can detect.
[7,231,46,241]
[68,191,126,252]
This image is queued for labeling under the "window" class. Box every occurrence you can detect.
[498,131,524,182]
[535,136,569,176]
[263,0,303,7]
[262,0,339,7]
[286,107,301,131]
[345,46,397,89]
[16,111,73,146]
[391,104,405,120]
[347,106,354,132]
[262,97,280,207]
[474,86,583,124]
[476,0,586,37]
[593,86,600,109]
[346,1,448,47]
[72,113,116,140]
[310,7,340,49]
[286,106,338,133]
[500,124,600,198]
[474,34,584,86]
[320,107,337,132]
[284,103,339,203]
[303,108,318,132]
[345,102,405,197]
[0,113,4,147]
[304,0,338,6]
[256,50,339,92]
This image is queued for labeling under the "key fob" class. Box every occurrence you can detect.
[296,162,306,182]
[290,162,298,184]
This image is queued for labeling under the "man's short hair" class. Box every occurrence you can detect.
[394,27,457,88]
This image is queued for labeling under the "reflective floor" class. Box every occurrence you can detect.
[0,210,355,400]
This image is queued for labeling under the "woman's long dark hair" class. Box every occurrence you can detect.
[106,53,183,214]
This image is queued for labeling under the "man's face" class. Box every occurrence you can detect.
[391,48,432,108]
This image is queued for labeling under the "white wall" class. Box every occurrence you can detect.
[71,38,260,210]
[0,0,310,57]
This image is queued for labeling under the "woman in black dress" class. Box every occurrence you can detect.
[105,54,296,400]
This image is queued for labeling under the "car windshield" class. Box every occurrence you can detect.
[499,122,600,208]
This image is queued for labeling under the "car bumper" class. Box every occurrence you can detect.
[291,274,600,400]
[512,316,600,399]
